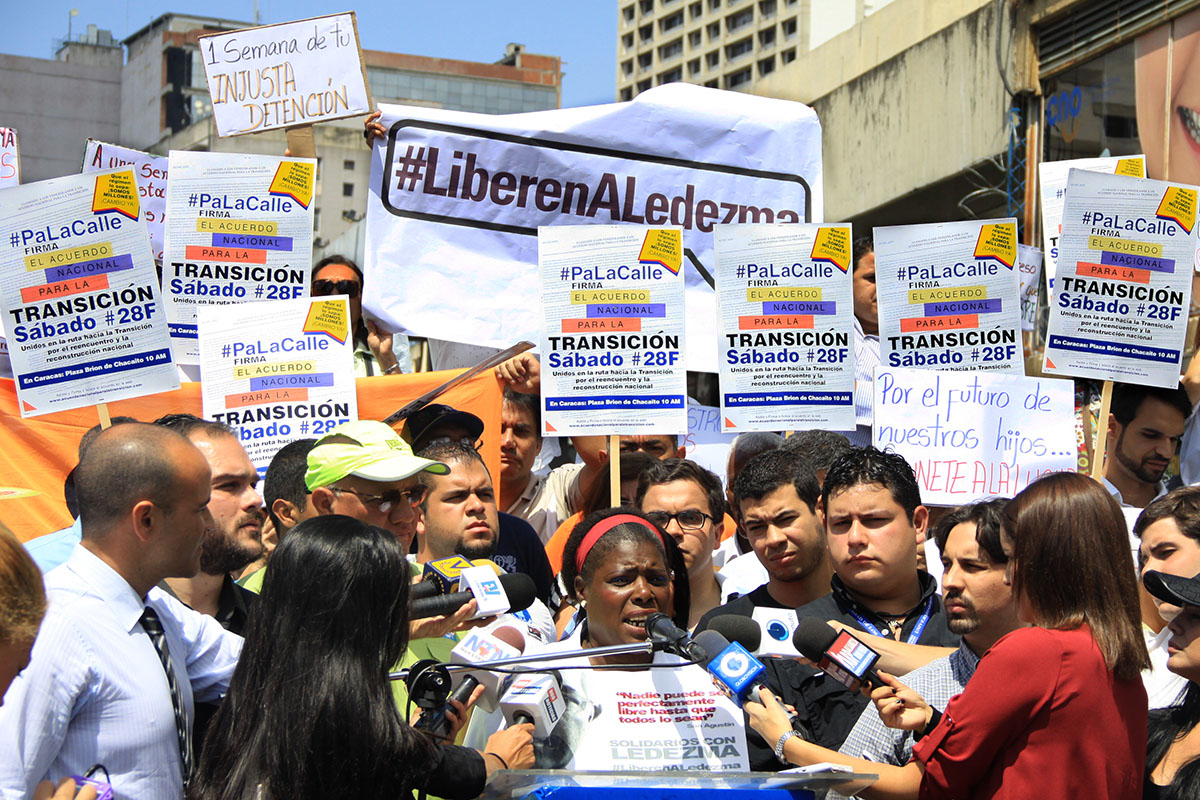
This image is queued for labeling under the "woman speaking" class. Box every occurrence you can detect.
[746,472,1149,799]
[188,516,532,800]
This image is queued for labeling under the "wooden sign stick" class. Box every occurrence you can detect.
[285,126,317,159]
[1089,380,1114,480]
[609,434,621,508]
[96,403,112,430]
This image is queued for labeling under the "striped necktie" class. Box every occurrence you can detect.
[140,606,193,784]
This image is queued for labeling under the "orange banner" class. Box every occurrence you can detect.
[1075,261,1151,284]
[900,314,980,332]
[737,315,814,330]
[0,369,502,542]
[560,318,641,332]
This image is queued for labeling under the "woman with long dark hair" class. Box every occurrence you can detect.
[745,471,1150,799]
[188,515,531,800]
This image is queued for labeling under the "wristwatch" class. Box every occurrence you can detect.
[774,729,799,764]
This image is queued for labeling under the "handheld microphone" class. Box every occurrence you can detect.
[694,630,769,708]
[415,558,505,600]
[500,672,565,738]
[705,615,762,653]
[409,571,536,620]
[448,625,527,712]
[413,670,481,739]
[792,617,883,693]
[643,612,708,661]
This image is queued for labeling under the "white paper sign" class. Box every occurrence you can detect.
[1016,244,1043,333]
[539,225,687,436]
[1043,169,1196,388]
[0,128,19,189]
[715,223,855,432]
[683,401,738,482]
[1039,155,1145,291]
[873,366,1078,505]
[875,220,1023,374]
[198,296,356,475]
[364,83,824,373]
[198,12,371,137]
[82,140,168,264]
[0,169,178,416]
[162,151,316,364]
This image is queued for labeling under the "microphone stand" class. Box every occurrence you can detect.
[389,641,655,681]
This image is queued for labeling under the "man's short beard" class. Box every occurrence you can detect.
[1115,429,1168,484]
[455,537,496,561]
[201,521,263,575]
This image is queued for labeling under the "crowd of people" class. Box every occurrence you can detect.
[1,229,1199,800]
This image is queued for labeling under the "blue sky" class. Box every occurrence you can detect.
[1,1,617,108]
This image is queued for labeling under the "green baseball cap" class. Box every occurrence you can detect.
[305,420,449,492]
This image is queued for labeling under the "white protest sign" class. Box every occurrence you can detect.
[684,401,738,482]
[539,225,686,436]
[873,366,1076,505]
[1016,244,1043,333]
[1039,155,1145,292]
[198,12,371,137]
[365,83,823,373]
[162,151,316,364]
[0,169,177,416]
[875,219,1023,374]
[715,223,855,432]
[1043,169,1196,389]
[199,296,356,475]
[0,128,19,189]
[82,140,168,263]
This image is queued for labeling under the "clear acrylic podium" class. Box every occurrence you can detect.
[483,767,879,800]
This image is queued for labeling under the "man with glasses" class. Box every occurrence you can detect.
[636,459,727,628]
[310,255,407,376]
[306,420,448,554]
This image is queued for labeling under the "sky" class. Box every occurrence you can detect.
[1,1,618,109]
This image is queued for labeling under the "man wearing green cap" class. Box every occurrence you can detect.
[306,420,450,554]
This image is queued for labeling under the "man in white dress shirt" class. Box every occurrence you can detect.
[0,423,243,800]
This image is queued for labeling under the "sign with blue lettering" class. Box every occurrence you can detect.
[0,168,178,416]
[714,223,855,432]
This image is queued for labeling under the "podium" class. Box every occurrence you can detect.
[483,768,879,800]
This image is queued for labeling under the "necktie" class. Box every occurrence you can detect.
[140,606,193,784]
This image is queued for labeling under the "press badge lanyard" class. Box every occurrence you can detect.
[846,595,934,644]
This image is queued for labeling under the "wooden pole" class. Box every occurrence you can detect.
[96,403,112,430]
[285,125,317,159]
[1089,380,1113,480]
[608,434,621,508]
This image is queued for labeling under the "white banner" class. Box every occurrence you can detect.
[1043,169,1196,388]
[874,219,1023,374]
[1016,243,1043,334]
[82,140,168,263]
[0,169,177,416]
[364,83,823,373]
[714,223,855,432]
[199,296,357,475]
[873,366,1076,505]
[0,128,19,189]
[538,225,686,436]
[198,12,371,137]
[1038,155,1145,291]
[162,151,316,364]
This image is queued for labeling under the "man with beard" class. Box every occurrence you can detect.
[836,499,1019,775]
[1102,381,1192,509]
[153,414,263,634]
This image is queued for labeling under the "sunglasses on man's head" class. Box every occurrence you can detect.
[311,279,361,298]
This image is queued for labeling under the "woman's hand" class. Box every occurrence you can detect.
[365,319,398,373]
[743,686,793,754]
[409,599,493,640]
[495,353,540,394]
[363,110,385,149]
[33,779,98,800]
[871,670,934,731]
[484,722,535,774]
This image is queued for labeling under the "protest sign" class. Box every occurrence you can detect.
[714,223,854,431]
[874,219,1023,374]
[684,400,737,481]
[539,225,686,436]
[198,12,371,137]
[1043,169,1196,388]
[0,169,177,417]
[365,83,823,373]
[0,128,18,188]
[1017,244,1043,333]
[1039,155,1145,291]
[873,366,1076,505]
[163,150,316,364]
[82,140,168,263]
[199,296,357,474]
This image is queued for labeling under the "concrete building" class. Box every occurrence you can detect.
[1,12,562,250]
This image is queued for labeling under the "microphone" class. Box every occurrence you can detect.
[792,617,883,693]
[448,626,527,712]
[500,672,565,738]
[413,670,480,739]
[409,571,536,620]
[643,612,708,661]
[694,629,800,728]
[414,558,505,600]
[705,615,762,653]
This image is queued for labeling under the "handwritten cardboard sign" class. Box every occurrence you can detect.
[82,140,168,263]
[872,366,1076,504]
[198,12,371,137]
[0,128,19,189]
